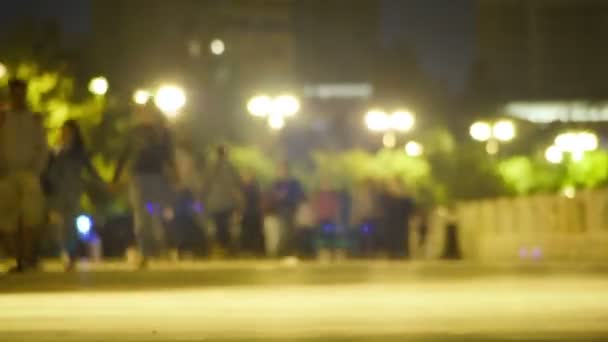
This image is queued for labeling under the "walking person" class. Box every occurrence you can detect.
[45,119,105,271]
[202,145,242,257]
[0,79,48,273]
[380,177,415,259]
[113,104,177,269]
[240,170,264,257]
[271,162,304,257]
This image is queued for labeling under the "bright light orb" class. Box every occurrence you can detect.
[365,110,390,132]
[545,145,563,164]
[382,132,397,148]
[268,113,285,130]
[210,39,225,56]
[493,120,516,142]
[247,95,272,117]
[405,141,423,157]
[0,63,7,79]
[579,132,599,151]
[470,121,492,142]
[155,84,186,116]
[88,76,109,96]
[390,111,415,132]
[76,215,93,235]
[133,89,151,105]
[562,186,576,199]
[273,95,300,117]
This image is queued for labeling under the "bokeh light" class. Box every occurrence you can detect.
[268,113,285,130]
[133,89,151,105]
[76,215,93,236]
[492,120,516,142]
[382,132,396,148]
[390,111,415,132]
[88,76,109,95]
[155,84,186,116]
[545,145,563,164]
[247,95,272,117]
[405,141,423,157]
[210,39,225,55]
[365,110,390,132]
[273,95,300,117]
[470,121,492,142]
[0,62,7,79]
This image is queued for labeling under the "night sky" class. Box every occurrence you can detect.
[1,0,474,92]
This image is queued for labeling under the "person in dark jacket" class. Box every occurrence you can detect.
[240,170,264,257]
[46,119,104,271]
[380,177,415,259]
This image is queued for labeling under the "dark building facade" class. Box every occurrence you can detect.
[476,0,608,101]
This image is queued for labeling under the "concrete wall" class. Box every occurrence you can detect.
[424,189,608,262]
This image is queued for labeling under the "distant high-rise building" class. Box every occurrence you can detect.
[476,0,608,101]
[91,0,294,95]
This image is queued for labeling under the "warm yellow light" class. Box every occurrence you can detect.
[562,186,576,199]
[555,131,598,153]
[469,121,492,142]
[88,76,109,95]
[268,113,285,130]
[492,120,516,142]
[0,63,7,79]
[572,150,585,162]
[133,89,151,105]
[273,95,300,117]
[390,111,415,132]
[210,39,225,55]
[545,145,563,164]
[154,84,186,116]
[405,141,423,157]
[247,95,272,117]
[382,132,396,148]
[486,140,499,155]
[365,110,389,132]
[579,132,598,151]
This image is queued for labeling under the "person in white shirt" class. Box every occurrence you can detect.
[0,79,49,273]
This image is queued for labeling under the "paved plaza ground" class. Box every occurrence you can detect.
[1,261,607,341]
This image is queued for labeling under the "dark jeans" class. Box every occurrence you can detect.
[241,213,264,256]
[213,210,233,251]
[0,224,39,269]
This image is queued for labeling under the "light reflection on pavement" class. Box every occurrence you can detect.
[1,262,607,341]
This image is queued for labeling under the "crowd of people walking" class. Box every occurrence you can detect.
[0,79,424,273]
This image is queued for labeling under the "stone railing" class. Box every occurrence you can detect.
[420,189,608,262]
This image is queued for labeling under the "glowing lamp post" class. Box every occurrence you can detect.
[247,94,300,130]
[133,89,151,105]
[547,131,599,163]
[88,76,109,96]
[154,84,186,117]
[364,109,415,148]
[469,119,516,155]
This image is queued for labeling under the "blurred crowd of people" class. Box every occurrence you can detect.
[0,79,426,273]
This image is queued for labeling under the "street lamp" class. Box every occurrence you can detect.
[247,93,300,130]
[469,119,516,155]
[155,84,186,117]
[405,141,423,157]
[552,131,598,162]
[88,76,109,96]
[133,89,151,105]
[365,109,415,148]
[545,145,564,164]
[492,120,516,142]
